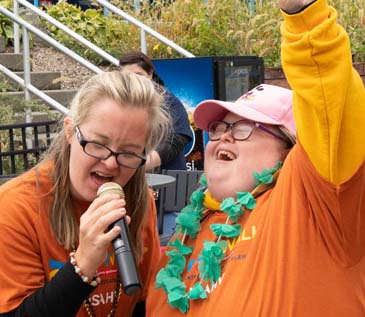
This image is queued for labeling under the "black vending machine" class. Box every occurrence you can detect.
[153,56,264,170]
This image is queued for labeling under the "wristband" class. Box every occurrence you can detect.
[69,252,101,287]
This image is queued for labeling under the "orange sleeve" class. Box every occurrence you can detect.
[138,189,161,301]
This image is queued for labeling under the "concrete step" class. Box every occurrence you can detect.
[0,37,5,53]
[3,89,77,107]
[13,110,62,123]
[0,71,62,91]
[0,53,24,71]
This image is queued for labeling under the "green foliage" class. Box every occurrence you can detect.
[0,0,15,45]
[44,2,140,64]
[0,94,54,125]
[144,0,283,66]
[333,0,365,62]
[40,0,365,67]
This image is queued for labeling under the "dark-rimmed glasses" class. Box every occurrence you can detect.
[75,126,146,169]
[207,120,288,143]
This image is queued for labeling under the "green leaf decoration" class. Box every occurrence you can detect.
[274,161,283,169]
[156,269,185,293]
[236,192,256,210]
[155,268,170,291]
[180,204,196,213]
[199,240,226,284]
[220,197,235,209]
[253,169,274,185]
[175,211,201,238]
[190,189,205,207]
[253,161,282,186]
[199,174,207,187]
[152,164,271,314]
[166,250,186,276]
[166,276,185,292]
[220,197,243,222]
[188,282,208,300]
[210,223,241,238]
[168,289,189,313]
[168,238,193,255]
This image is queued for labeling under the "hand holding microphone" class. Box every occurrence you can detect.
[97,182,142,295]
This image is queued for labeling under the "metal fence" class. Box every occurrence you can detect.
[0,120,59,179]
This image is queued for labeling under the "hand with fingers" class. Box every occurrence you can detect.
[74,193,127,280]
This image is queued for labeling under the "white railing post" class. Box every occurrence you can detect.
[95,0,195,58]
[22,26,32,124]
[22,26,33,148]
[134,0,140,12]
[13,0,20,53]
[141,29,147,54]
[104,0,109,17]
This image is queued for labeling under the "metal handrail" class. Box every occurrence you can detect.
[1,0,194,119]
[0,6,103,74]
[0,63,69,115]
[17,0,120,66]
[93,0,195,58]
[12,0,194,59]
[0,5,103,116]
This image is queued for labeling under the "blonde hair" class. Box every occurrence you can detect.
[43,71,170,261]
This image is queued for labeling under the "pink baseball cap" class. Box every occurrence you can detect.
[193,84,296,135]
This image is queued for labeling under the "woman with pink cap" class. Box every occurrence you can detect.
[146,0,365,316]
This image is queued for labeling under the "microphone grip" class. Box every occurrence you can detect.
[112,217,142,295]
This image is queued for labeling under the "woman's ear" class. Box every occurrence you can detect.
[64,117,73,144]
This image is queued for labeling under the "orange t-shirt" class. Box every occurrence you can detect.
[146,144,365,316]
[0,162,160,316]
[147,0,365,315]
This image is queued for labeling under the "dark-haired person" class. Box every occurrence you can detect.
[119,51,193,172]
[146,0,365,316]
[0,71,170,317]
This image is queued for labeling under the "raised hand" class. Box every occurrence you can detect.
[278,0,316,13]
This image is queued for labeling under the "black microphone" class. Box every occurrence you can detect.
[97,182,142,295]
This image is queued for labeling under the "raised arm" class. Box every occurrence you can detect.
[280,0,365,184]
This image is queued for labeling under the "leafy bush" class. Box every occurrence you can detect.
[0,0,15,45]
[0,94,56,124]
[0,0,364,66]
[44,2,140,64]
[23,0,365,66]
[142,0,283,65]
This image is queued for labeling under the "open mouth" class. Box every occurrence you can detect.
[217,150,236,161]
[92,172,113,183]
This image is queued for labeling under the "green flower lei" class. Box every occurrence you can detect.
[155,162,282,313]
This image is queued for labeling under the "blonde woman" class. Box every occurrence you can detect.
[0,71,170,317]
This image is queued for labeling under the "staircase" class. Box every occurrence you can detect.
[0,17,79,124]
[0,0,194,123]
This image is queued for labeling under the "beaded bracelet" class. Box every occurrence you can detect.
[69,252,101,287]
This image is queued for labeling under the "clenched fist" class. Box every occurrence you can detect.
[279,0,316,13]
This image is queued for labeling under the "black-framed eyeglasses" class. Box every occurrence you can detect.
[75,126,146,169]
[207,120,288,143]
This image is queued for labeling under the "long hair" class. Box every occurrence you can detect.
[43,71,170,261]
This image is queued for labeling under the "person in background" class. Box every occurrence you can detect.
[0,71,170,317]
[146,0,365,316]
[119,51,193,172]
